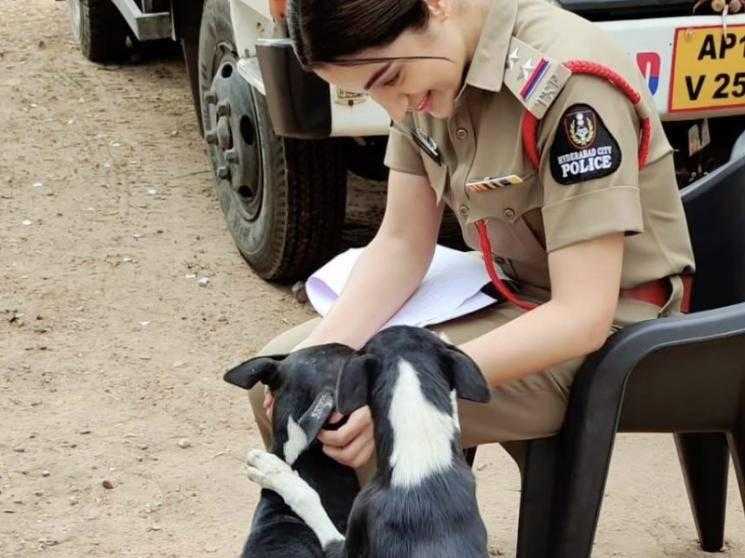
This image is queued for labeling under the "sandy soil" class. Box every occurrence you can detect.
[1,1,744,556]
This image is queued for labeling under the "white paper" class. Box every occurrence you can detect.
[305,245,503,329]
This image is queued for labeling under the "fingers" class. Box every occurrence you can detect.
[318,407,375,469]
[318,406,371,447]
[263,391,274,422]
[323,426,375,469]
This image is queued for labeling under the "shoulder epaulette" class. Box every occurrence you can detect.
[502,36,572,120]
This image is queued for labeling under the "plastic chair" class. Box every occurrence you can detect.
[513,155,745,558]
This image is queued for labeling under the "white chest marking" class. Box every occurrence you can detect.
[388,359,457,488]
[283,415,308,466]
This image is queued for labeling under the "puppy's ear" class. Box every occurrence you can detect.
[298,390,335,441]
[223,354,287,391]
[336,354,379,415]
[444,348,491,403]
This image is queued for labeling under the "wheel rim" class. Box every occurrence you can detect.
[203,42,264,222]
[69,0,82,43]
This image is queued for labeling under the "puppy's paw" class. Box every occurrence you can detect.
[246,449,303,497]
[247,449,290,475]
[246,465,269,487]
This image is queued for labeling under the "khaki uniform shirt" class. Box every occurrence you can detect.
[384,0,695,296]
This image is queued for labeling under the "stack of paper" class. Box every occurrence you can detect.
[305,245,502,329]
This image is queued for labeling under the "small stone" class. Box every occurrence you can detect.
[79,429,92,435]
[33,182,43,189]
[197,277,209,287]
[69,496,78,505]
[291,281,308,304]
[41,470,50,477]
[138,444,149,450]
[102,480,114,489]
[38,40,46,49]
[177,439,192,449]
[147,189,157,195]
[13,447,25,453]
[147,524,162,532]
[22,219,32,226]
[12,499,23,505]
[34,491,44,497]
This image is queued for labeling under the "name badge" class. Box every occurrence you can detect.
[466,174,523,193]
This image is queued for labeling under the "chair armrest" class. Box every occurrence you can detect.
[568,302,745,421]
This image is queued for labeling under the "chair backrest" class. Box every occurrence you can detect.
[681,156,745,311]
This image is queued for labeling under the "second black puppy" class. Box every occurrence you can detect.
[247,325,491,557]
[225,344,360,557]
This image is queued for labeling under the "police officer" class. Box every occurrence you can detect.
[248,0,695,473]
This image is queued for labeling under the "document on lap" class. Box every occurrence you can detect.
[305,246,502,329]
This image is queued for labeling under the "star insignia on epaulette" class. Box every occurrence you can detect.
[506,47,520,70]
[521,58,536,81]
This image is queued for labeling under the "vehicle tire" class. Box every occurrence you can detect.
[68,0,131,63]
[198,0,347,281]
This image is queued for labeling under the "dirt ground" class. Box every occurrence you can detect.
[1,1,744,556]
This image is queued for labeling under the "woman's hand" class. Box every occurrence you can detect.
[317,407,375,469]
[262,389,275,422]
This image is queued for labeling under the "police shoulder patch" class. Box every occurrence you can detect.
[549,104,621,185]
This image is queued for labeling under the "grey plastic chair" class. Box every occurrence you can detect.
[512,154,745,557]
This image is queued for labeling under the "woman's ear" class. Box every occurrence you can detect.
[424,0,453,19]
[336,354,380,415]
[223,354,287,391]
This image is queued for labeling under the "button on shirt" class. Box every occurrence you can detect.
[383,0,695,292]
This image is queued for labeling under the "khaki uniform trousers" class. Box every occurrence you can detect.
[248,276,686,473]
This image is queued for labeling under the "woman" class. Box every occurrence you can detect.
[248,0,695,474]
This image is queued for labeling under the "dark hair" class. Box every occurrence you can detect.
[287,0,432,69]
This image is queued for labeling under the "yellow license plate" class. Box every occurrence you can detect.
[669,25,745,113]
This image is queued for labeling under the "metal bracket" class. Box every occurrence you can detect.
[111,0,171,41]
[236,58,266,96]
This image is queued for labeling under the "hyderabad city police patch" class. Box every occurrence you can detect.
[549,104,621,185]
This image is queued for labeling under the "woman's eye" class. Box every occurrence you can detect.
[383,72,400,87]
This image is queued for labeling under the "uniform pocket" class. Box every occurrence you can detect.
[466,173,540,224]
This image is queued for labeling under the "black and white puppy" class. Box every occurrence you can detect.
[246,326,492,557]
[225,344,360,557]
